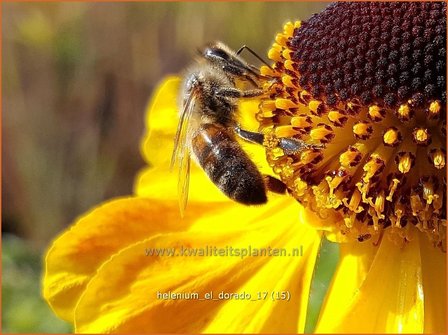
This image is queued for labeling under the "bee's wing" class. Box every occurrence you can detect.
[178,156,190,217]
[171,92,196,216]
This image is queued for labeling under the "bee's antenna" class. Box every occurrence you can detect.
[236,45,272,68]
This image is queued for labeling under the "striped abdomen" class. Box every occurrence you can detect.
[191,123,267,205]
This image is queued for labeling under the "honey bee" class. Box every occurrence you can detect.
[171,42,315,214]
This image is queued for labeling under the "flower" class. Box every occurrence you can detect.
[43,2,446,333]
[43,76,323,333]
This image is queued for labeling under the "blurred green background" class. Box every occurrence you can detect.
[2,2,329,333]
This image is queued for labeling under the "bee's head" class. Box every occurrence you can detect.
[203,43,231,60]
[199,42,234,66]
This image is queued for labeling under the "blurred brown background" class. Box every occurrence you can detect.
[2,2,328,331]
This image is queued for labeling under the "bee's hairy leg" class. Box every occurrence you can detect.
[216,87,263,99]
[218,65,257,87]
[234,126,324,155]
[234,126,264,145]
[263,175,288,195]
[277,137,325,155]
[219,65,260,87]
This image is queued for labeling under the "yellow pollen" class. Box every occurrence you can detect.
[370,208,381,231]
[281,163,295,179]
[293,178,308,196]
[282,48,292,60]
[339,146,362,167]
[310,124,333,142]
[262,132,280,149]
[291,116,312,128]
[328,110,348,126]
[260,65,277,77]
[428,100,441,117]
[383,127,401,147]
[300,149,321,164]
[328,189,344,208]
[429,148,446,169]
[275,98,298,109]
[275,33,288,46]
[397,152,414,174]
[275,125,297,138]
[284,60,296,72]
[368,105,385,121]
[413,127,431,145]
[308,100,323,114]
[353,121,373,139]
[261,100,276,111]
[397,104,411,121]
[344,216,355,228]
[283,21,300,38]
[282,75,296,88]
[268,45,282,62]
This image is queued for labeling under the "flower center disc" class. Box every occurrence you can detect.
[258,2,446,249]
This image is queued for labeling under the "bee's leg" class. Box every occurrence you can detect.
[277,137,324,154]
[216,87,263,99]
[239,88,264,98]
[263,175,288,195]
[235,127,324,155]
[218,65,258,87]
[234,126,264,145]
[218,64,260,87]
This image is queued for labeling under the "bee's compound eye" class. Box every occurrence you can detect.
[204,47,230,62]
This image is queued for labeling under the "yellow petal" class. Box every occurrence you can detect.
[420,232,446,333]
[237,139,276,178]
[204,225,321,333]
[140,76,181,168]
[43,197,222,321]
[73,199,321,333]
[316,229,427,333]
[313,237,378,332]
[237,99,261,132]
[135,164,228,203]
